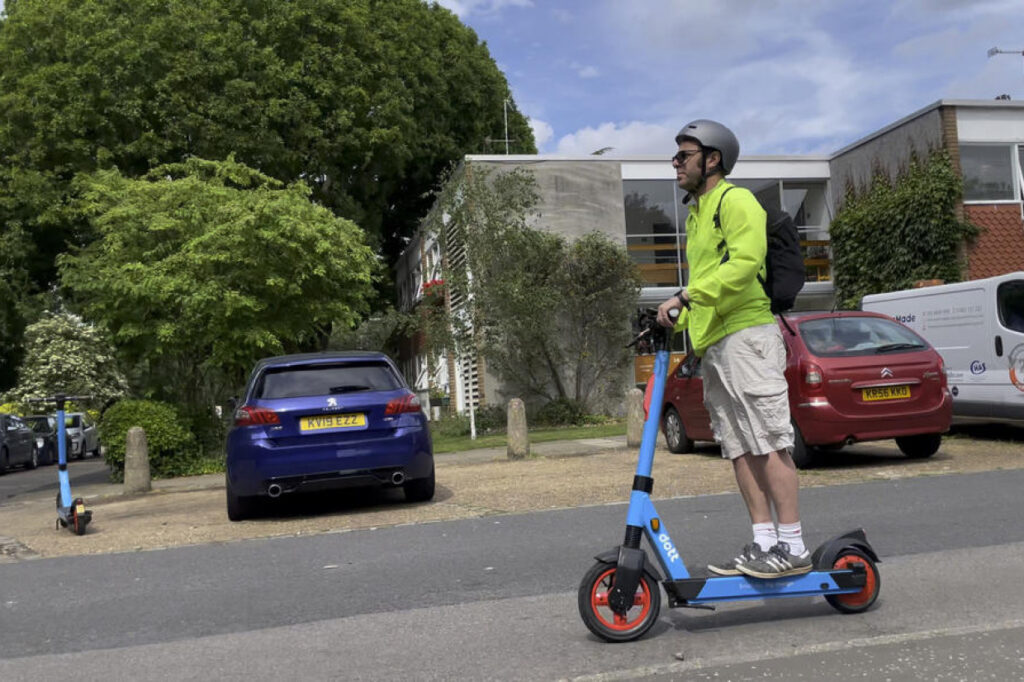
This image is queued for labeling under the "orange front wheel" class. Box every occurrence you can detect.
[578,562,661,642]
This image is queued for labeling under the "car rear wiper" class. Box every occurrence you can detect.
[328,385,371,393]
[874,343,925,353]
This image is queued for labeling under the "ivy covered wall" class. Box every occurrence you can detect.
[830,150,980,309]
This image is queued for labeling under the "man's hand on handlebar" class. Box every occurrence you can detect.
[657,290,688,327]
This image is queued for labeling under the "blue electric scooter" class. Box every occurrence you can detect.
[26,393,93,535]
[577,308,880,642]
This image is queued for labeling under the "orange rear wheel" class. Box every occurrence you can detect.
[826,549,880,614]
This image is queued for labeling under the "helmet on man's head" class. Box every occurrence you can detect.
[675,119,739,175]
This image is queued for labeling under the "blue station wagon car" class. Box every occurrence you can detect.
[225,351,434,521]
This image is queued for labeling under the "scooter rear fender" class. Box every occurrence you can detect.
[811,528,880,569]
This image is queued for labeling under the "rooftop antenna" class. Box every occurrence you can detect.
[988,46,1024,73]
[485,97,514,154]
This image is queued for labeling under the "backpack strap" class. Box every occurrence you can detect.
[712,185,766,288]
[712,186,736,264]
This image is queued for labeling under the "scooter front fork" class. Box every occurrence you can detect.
[608,525,646,614]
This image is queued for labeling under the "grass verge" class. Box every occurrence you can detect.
[431,421,627,454]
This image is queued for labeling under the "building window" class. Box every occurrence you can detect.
[623,180,686,287]
[961,144,1016,202]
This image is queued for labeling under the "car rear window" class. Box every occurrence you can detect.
[799,317,929,357]
[26,417,49,433]
[255,362,403,399]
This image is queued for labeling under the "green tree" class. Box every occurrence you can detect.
[5,309,128,408]
[425,163,642,410]
[830,150,979,308]
[0,0,535,294]
[57,157,377,414]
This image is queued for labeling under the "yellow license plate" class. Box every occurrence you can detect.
[861,385,911,401]
[75,504,86,514]
[299,413,366,432]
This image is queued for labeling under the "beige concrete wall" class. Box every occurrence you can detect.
[829,108,945,211]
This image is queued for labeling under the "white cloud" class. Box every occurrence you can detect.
[577,65,599,79]
[553,121,676,156]
[528,117,554,150]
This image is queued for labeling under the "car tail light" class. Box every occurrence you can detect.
[803,362,823,390]
[386,393,422,414]
[234,406,280,426]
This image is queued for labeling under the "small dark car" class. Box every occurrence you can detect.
[23,415,72,466]
[0,413,38,473]
[225,351,434,521]
[661,311,953,468]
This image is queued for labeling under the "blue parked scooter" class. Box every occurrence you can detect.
[26,393,93,535]
[577,308,880,642]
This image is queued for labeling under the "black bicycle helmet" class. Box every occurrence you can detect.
[675,119,740,175]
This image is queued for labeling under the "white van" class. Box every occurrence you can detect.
[861,272,1024,425]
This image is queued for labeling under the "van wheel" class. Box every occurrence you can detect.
[790,423,814,469]
[896,434,941,459]
[662,407,694,453]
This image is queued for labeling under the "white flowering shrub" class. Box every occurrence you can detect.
[5,311,128,409]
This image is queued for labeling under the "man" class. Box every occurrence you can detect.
[656,119,810,579]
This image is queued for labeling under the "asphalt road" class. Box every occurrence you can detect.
[2,468,1023,680]
[0,457,109,504]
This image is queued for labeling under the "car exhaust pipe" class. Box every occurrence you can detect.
[391,471,405,485]
[267,483,283,498]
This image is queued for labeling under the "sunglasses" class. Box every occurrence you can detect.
[671,149,702,165]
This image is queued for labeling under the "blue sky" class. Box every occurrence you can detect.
[436,0,1024,156]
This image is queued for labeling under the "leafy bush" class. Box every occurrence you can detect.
[100,400,197,481]
[430,413,471,438]
[474,405,507,434]
[535,398,588,427]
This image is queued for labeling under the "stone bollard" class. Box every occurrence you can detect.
[506,398,529,460]
[626,388,645,448]
[123,426,152,494]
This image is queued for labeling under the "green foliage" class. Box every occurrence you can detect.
[100,399,197,481]
[831,150,980,308]
[534,398,588,427]
[422,163,643,411]
[329,307,419,363]
[58,158,376,413]
[428,405,507,439]
[429,413,473,439]
[4,310,128,408]
[0,0,535,296]
[474,405,507,433]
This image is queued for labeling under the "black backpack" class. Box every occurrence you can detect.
[713,186,805,313]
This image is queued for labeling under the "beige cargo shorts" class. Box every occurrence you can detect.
[702,323,795,460]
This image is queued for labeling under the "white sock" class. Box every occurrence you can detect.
[752,522,777,551]
[778,522,806,555]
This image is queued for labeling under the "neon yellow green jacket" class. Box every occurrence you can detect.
[673,180,775,355]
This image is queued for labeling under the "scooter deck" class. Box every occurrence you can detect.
[663,565,867,608]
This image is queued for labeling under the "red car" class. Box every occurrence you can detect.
[660,311,953,468]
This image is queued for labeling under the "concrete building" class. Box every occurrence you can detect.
[396,99,1024,414]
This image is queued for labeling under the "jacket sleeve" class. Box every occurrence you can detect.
[686,191,767,316]
[672,306,689,333]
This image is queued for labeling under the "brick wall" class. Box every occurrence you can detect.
[965,204,1024,279]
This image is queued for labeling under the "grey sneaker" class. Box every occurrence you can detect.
[736,542,812,579]
[707,543,766,576]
